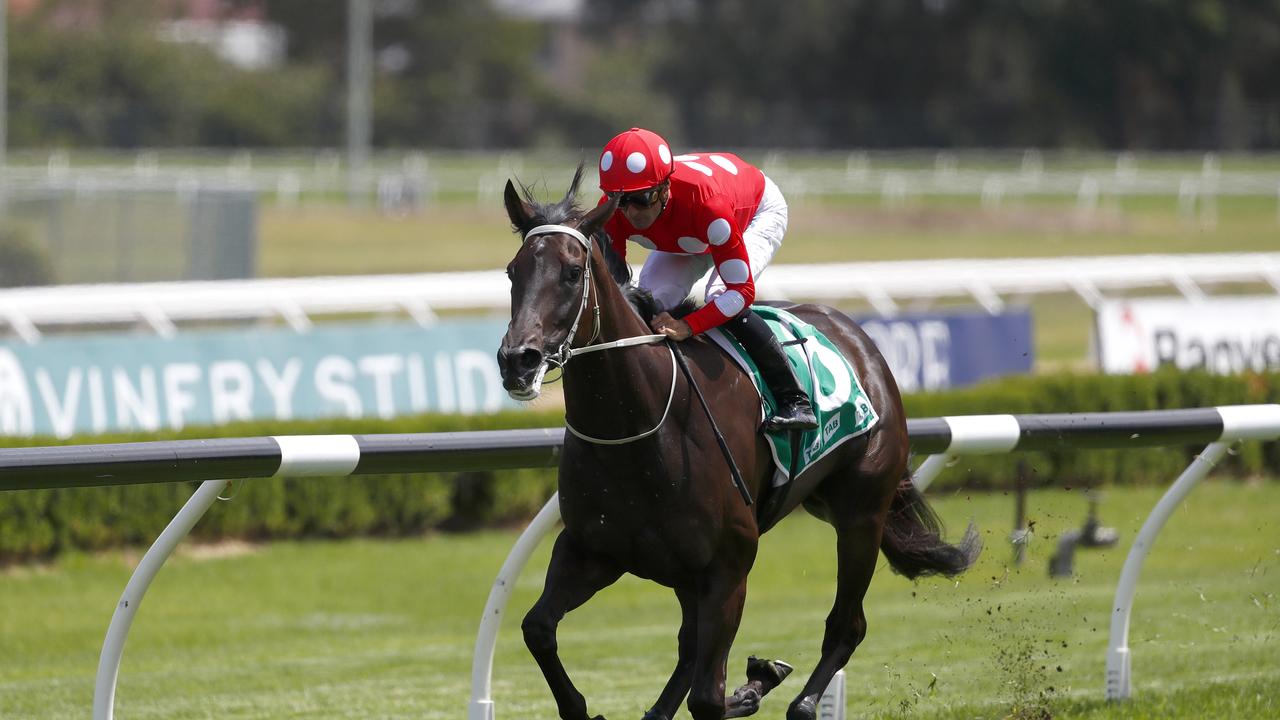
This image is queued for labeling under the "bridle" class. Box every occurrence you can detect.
[521,223,675,445]
[522,224,602,372]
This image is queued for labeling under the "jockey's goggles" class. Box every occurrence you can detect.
[617,185,663,209]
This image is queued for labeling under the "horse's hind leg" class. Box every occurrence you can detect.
[786,482,890,720]
[523,530,622,720]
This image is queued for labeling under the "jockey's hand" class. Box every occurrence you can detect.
[651,312,692,341]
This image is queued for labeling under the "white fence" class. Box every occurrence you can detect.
[8,149,1280,210]
[2,252,1277,342]
[1,407,1277,716]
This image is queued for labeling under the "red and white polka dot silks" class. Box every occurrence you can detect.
[599,127,675,192]
[601,150,767,334]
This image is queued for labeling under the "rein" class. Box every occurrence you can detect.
[523,223,674,445]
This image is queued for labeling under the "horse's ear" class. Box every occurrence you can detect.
[504,179,536,234]
[577,195,618,238]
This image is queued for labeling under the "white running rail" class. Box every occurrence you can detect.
[1,252,1277,342]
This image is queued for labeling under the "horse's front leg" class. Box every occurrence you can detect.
[685,566,751,720]
[642,586,698,720]
[524,529,623,720]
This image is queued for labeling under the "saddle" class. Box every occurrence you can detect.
[706,306,879,530]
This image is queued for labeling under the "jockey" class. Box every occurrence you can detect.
[597,127,818,433]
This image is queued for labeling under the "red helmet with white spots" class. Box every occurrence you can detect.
[598,127,674,193]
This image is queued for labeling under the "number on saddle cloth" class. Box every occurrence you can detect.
[705,306,880,486]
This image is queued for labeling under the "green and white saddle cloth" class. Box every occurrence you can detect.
[706,306,879,488]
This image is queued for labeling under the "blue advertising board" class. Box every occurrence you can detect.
[854,309,1033,391]
[0,319,515,438]
[0,308,1031,439]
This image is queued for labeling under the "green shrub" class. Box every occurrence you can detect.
[0,410,565,563]
[903,369,1280,490]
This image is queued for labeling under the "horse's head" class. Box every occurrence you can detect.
[497,170,618,401]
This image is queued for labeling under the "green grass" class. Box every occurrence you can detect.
[1,481,1276,719]
[260,194,1280,277]
[258,192,1278,372]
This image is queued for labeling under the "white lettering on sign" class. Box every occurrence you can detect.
[860,320,952,392]
[434,353,456,413]
[210,360,254,423]
[407,353,429,411]
[920,320,951,389]
[36,366,81,438]
[87,367,107,433]
[0,346,512,438]
[0,350,34,436]
[114,366,160,431]
[454,350,504,413]
[316,356,361,417]
[164,363,202,430]
[359,354,404,419]
[257,358,301,419]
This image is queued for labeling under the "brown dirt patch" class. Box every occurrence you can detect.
[176,539,260,561]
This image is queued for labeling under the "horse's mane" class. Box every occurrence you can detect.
[511,164,691,321]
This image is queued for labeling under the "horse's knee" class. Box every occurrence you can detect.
[521,610,557,656]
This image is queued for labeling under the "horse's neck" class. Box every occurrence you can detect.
[561,251,670,425]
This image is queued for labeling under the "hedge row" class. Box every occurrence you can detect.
[1,370,1277,562]
[0,411,565,563]
[904,369,1280,491]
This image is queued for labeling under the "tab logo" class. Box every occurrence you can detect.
[822,414,841,443]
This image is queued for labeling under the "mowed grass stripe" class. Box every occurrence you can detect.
[1,482,1276,718]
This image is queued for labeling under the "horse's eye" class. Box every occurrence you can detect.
[565,265,583,283]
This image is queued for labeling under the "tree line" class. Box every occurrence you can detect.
[9,0,1280,150]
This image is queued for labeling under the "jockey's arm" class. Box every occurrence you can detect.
[680,196,755,336]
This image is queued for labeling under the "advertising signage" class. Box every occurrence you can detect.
[0,307,1035,438]
[855,309,1034,392]
[0,319,514,438]
[1096,297,1280,375]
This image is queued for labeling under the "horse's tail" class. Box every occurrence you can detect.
[879,469,981,579]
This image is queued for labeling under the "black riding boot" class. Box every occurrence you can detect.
[723,311,818,433]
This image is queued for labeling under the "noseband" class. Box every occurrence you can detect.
[521,223,674,444]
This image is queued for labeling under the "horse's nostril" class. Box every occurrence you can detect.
[499,344,544,379]
[517,347,543,371]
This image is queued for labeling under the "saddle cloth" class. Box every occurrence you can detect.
[705,306,879,487]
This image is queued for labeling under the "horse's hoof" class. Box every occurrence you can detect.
[786,696,818,720]
[746,656,794,691]
[640,711,668,720]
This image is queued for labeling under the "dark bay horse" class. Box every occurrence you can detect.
[496,169,980,720]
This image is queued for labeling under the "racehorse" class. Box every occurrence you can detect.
[496,167,980,720]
